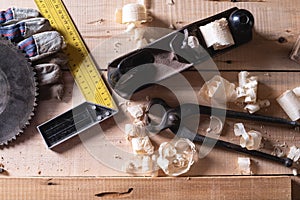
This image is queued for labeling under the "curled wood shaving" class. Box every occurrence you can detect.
[293,87,300,96]
[187,36,200,49]
[199,18,235,50]
[127,104,144,119]
[237,157,252,175]
[287,145,300,162]
[131,136,154,155]
[243,130,262,150]
[234,123,262,150]
[157,138,196,176]
[198,75,237,103]
[290,35,300,64]
[236,71,267,114]
[237,71,258,103]
[206,116,224,135]
[121,3,147,24]
[276,90,300,121]
[272,146,285,158]
[292,168,298,176]
[244,103,260,114]
[124,155,158,175]
[115,8,123,23]
[244,99,270,114]
[124,124,146,141]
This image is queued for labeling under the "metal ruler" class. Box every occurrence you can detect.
[35,0,115,109]
[35,0,118,148]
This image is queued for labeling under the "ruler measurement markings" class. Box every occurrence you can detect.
[52,3,102,104]
[36,0,114,108]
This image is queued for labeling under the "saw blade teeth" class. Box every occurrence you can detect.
[0,37,38,145]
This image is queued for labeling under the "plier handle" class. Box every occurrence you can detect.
[145,98,296,167]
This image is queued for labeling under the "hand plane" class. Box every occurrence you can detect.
[107,7,254,99]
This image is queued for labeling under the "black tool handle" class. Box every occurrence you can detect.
[178,103,300,128]
[184,131,293,167]
[197,105,300,128]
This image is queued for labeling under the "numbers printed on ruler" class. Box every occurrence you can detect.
[35,0,116,109]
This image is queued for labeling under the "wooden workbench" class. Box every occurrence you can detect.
[1,0,300,199]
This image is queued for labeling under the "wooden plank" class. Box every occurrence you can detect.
[0,176,292,200]
[0,0,299,198]
[60,0,300,71]
[292,177,300,200]
[1,0,300,71]
[1,71,300,177]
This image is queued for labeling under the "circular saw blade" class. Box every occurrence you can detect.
[0,37,38,145]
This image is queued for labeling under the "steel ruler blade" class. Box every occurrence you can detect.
[35,0,116,110]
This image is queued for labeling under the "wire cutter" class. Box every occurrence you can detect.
[145,98,299,167]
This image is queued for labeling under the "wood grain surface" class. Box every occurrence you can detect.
[0,0,300,199]
[0,176,292,200]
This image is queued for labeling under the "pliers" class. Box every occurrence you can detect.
[145,98,299,167]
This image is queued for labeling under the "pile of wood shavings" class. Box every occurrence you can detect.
[123,102,197,176]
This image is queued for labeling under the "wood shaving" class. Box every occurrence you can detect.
[134,28,145,41]
[125,22,137,32]
[181,29,189,49]
[237,71,258,103]
[127,104,145,119]
[234,123,262,150]
[237,157,252,175]
[198,75,237,103]
[272,146,285,158]
[124,155,158,175]
[276,90,300,121]
[199,18,235,50]
[115,8,123,24]
[133,28,148,48]
[244,99,270,114]
[121,3,147,24]
[293,87,300,96]
[244,103,260,114]
[131,136,154,155]
[187,36,200,49]
[244,130,262,150]
[206,116,224,135]
[258,99,271,108]
[157,138,196,176]
[292,168,298,176]
[236,71,267,114]
[290,35,300,64]
[287,145,300,162]
[124,124,146,141]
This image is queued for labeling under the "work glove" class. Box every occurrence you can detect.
[0,7,68,100]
